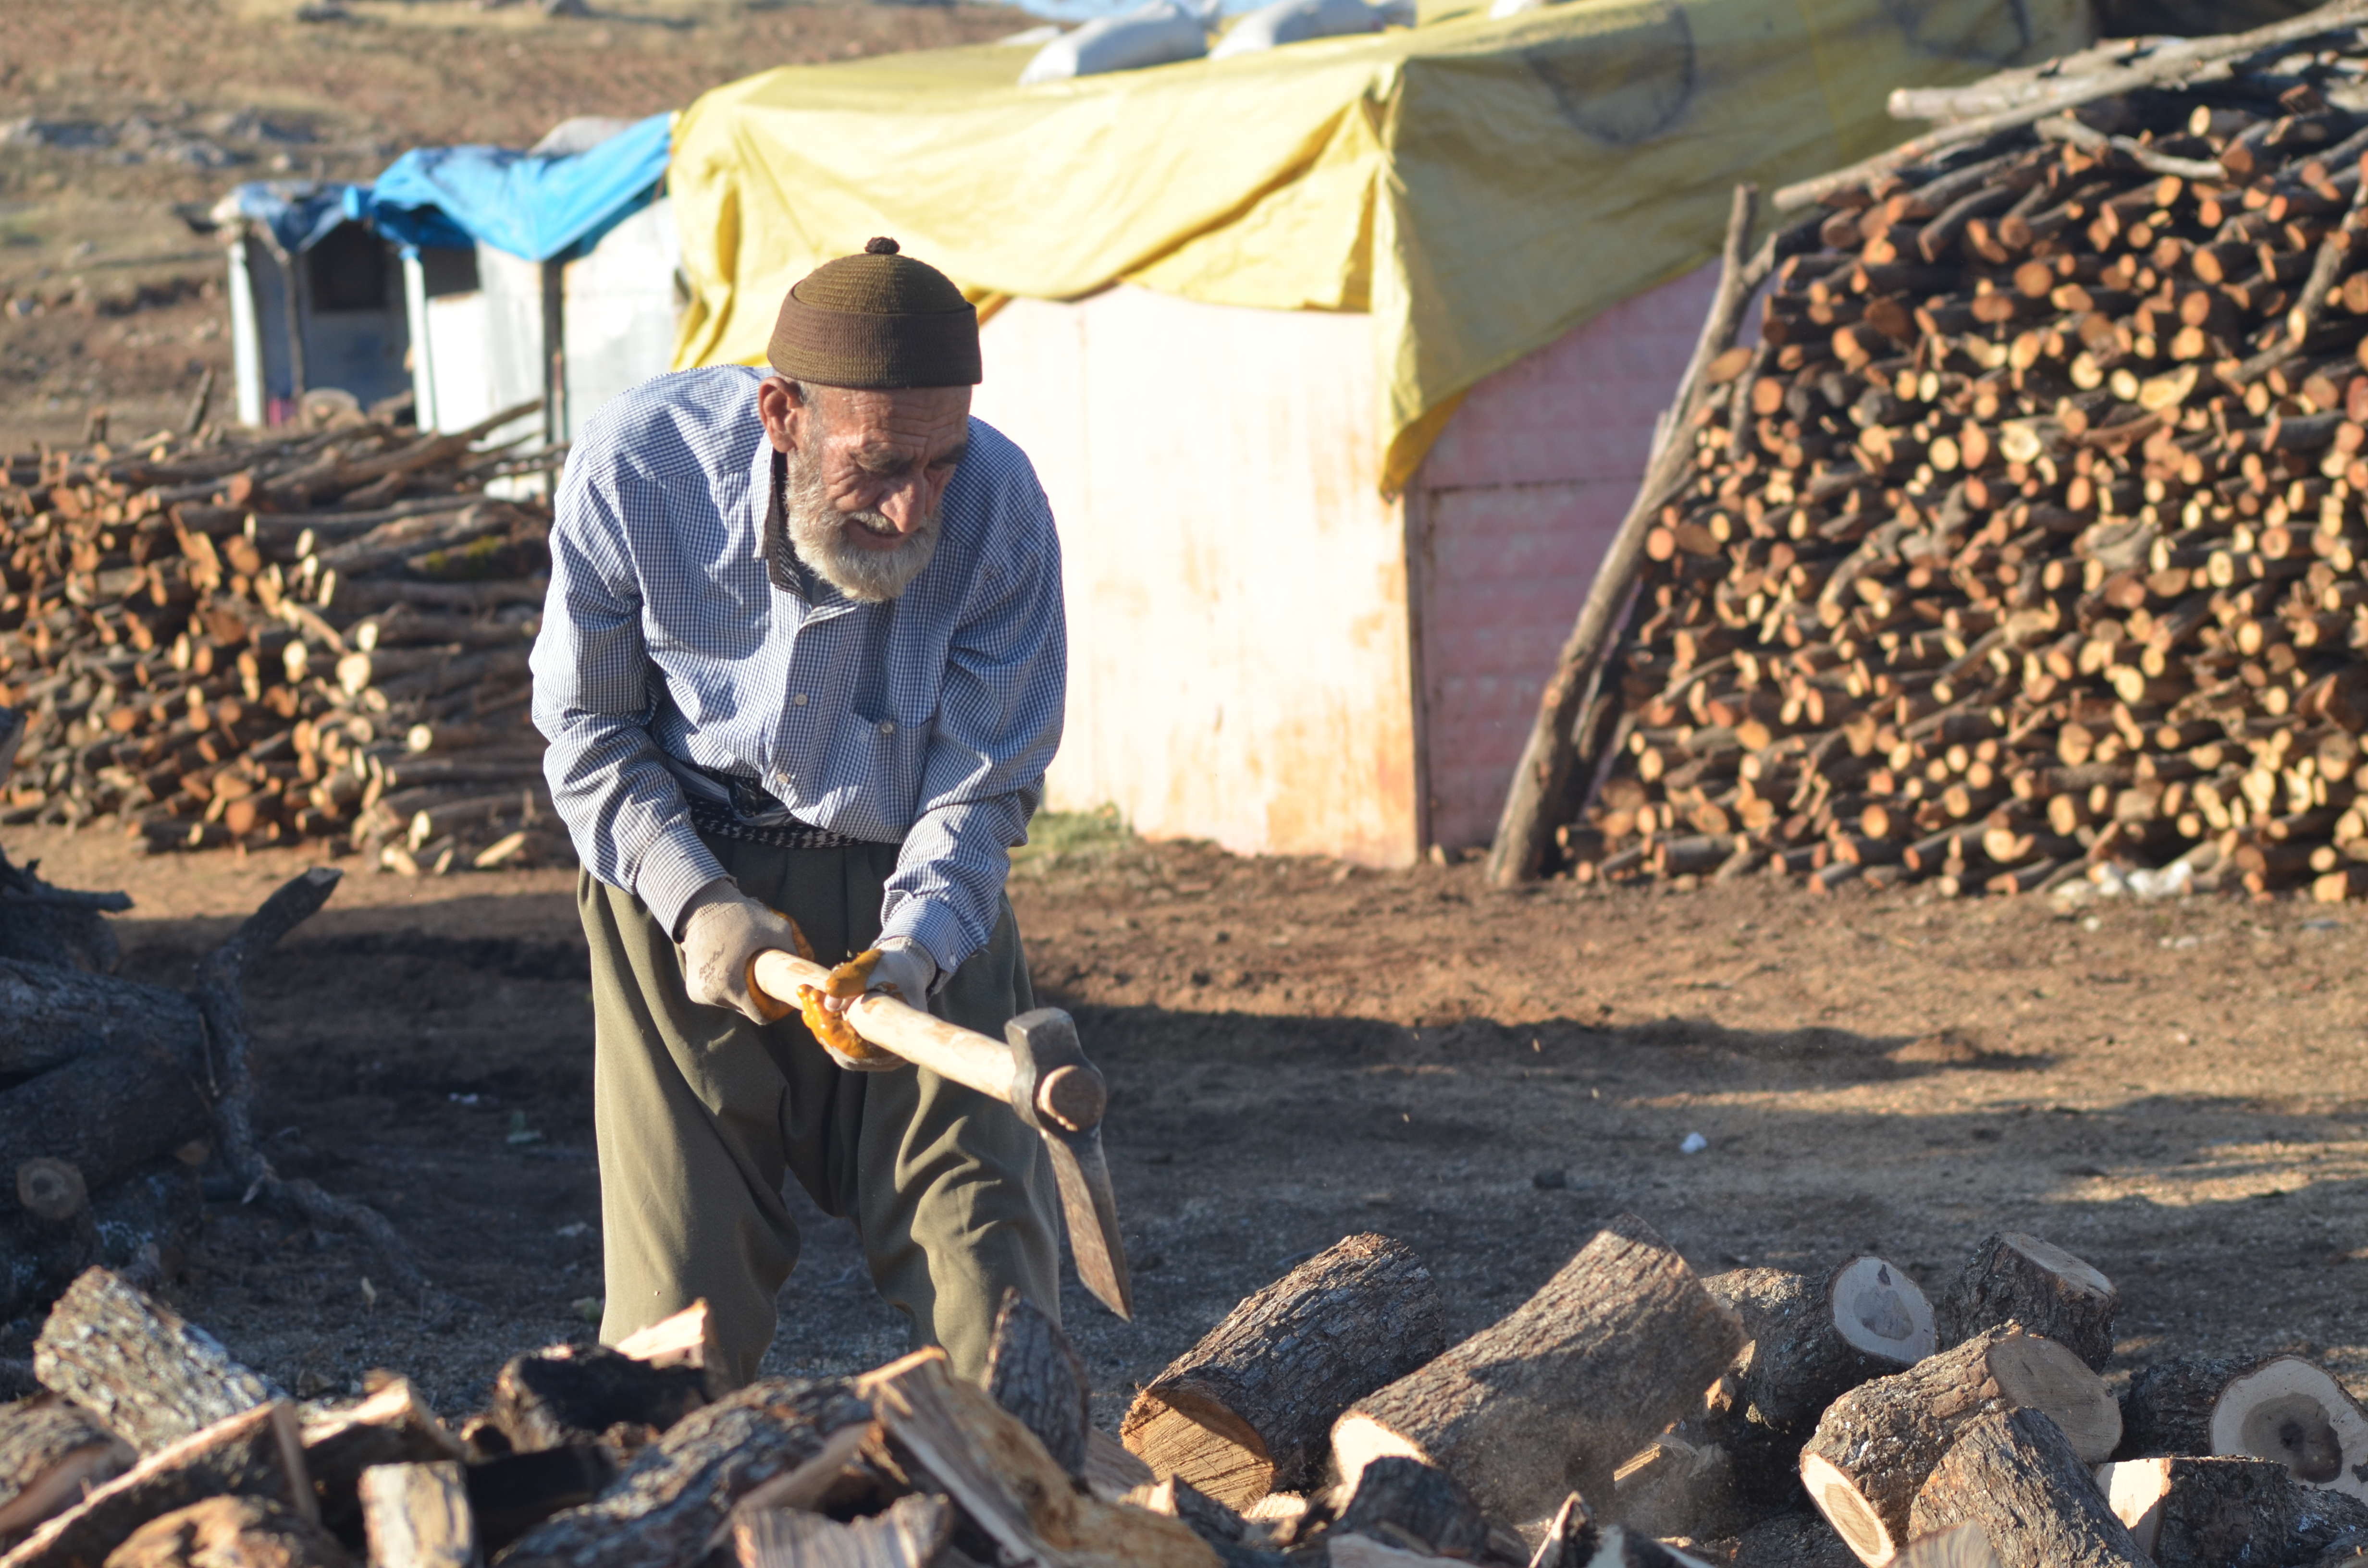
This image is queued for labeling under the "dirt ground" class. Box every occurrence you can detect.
[5,817,2365,1456]
[0,0,1027,449]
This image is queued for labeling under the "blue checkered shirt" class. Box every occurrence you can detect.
[530,365,1065,977]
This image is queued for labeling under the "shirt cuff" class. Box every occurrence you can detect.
[633,826,730,940]
[877,899,971,992]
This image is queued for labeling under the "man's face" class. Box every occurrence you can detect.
[759,376,969,601]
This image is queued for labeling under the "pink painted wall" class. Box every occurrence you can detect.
[1414,262,1721,851]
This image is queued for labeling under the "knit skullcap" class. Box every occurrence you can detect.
[767,237,980,389]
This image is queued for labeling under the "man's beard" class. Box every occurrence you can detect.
[779,446,940,603]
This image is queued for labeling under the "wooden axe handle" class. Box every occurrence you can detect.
[749,949,1017,1104]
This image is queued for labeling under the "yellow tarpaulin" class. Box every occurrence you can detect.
[671,0,2091,494]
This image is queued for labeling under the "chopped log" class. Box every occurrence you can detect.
[301,1378,465,1542]
[717,1424,875,1538]
[1904,1407,2147,1568]
[461,1446,613,1556]
[2096,1454,2300,1567]
[1934,1233,2116,1373]
[0,1400,312,1568]
[613,1300,716,1381]
[733,1494,950,1568]
[1798,1326,2120,1568]
[2115,1355,2236,1458]
[32,1269,276,1452]
[1892,1526,1999,1568]
[1126,1477,1249,1549]
[1332,1214,1745,1523]
[1085,1428,1157,1502]
[495,1378,872,1568]
[0,1402,134,1544]
[359,1460,476,1568]
[488,1346,707,1454]
[1706,1258,1934,1434]
[1524,1494,1600,1568]
[0,962,197,1083]
[2209,1357,2368,1499]
[982,1288,1089,1477]
[861,1348,1220,1568]
[0,1040,211,1233]
[1326,1456,1496,1561]
[102,1495,350,1568]
[1123,1234,1446,1506]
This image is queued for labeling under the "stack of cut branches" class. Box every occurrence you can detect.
[1495,4,2368,901]
[0,402,561,875]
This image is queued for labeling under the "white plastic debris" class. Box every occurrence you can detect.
[1209,0,1408,59]
[1679,1132,1708,1154]
[1020,2,1208,84]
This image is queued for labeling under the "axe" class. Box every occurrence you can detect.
[749,949,1133,1320]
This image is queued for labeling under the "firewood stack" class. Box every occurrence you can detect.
[1539,10,2368,901]
[0,400,563,875]
[7,1220,2368,1568]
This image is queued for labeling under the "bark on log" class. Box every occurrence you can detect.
[0,1400,312,1568]
[2096,1454,2300,1568]
[1904,1407,2147,1568]
[2114,1355,2235,1459]
[0,1161,202,1327]
[2208,1357,2368,1500]
[1123,1234,1446,1506]
[982,1287,1089,1478]
[1934,1234,2116,1373]
[460,1446,612,1557]
[1706,1258,1935,1434]
[300,1378,464,1543]
[1797,1327,2120,1568]
[732,1494,949,1568]
[1332,1214,1745,1524]
[0,962,194,1080]
[1326,1456,1495,1561]
[358,1460,476,1568]
[102,1495,350,1568]
[1891,1527,1998,1568]
[862,1348,1220,1568]
[495,1378,871,1568]
[33,1269,277,1452]
[488,1346,707,1454]
[0,1045,211,1229]
[0,1402,134,1545]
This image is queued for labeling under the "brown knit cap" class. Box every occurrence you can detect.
[767,237,980,389]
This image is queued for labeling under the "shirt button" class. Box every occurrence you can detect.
[791,693,808,706]
[878,721,896,735]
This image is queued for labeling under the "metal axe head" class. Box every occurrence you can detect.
[1005,1008,1133,1320]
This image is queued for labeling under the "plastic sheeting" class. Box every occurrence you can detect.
[354,111,673,262]
[670,0,2091,493]
[210,181,361,254]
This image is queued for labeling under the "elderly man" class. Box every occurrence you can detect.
[531,238,1064,1387]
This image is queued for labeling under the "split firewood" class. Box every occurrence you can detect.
[733,1493,950,1568]
[2094,1453,2326,1567]
[495,1378,873,1568]
[460,1445,614,1556]
[1124,1234,1447,1507]
[300,1378,465,1542]
[1706,1257,1935,1434]
[2208,1356,2368,1499]
[487,1346,708,1455]
[861,1348,1220,1568]
[32,1269,276,1453]
[1083,1428,1158,1501]
[0,1401,134,1545]
[1126,1476,1251,1552]
[982,1288,1090,1478]
[358,1460,476,1568]
[0,1400,311,1568]
[1332,1215,1744,1524]
[1798,1326,2119,1567]
[1324,1455,1509,1562]
[1934,1233,2116,1372]
[613,1301,717,1382]
[2113,1354,2236,1458]
[1905,1407,2147,1568]
[102,1494,351,1568]
[1524,1494,1601,1568]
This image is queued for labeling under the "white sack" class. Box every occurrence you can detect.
[1020,3,1209,84]
[1210,0,1406,58]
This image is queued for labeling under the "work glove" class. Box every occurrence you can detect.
[677,878,797,1024]
[821,937,937,1014]
[800,938,936,1072]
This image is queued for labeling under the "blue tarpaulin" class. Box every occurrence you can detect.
[213,182,364,254]
[350,112,672,261]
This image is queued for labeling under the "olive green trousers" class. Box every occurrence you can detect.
[579,834,1061,1388]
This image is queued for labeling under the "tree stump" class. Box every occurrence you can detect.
[1706,1258,1934,1434]
[2096,1454,2301,1567]
[2208,1357,2368,1501]
[32,1269,277,1452]
[1124,1234,1446,1507]
[100,1495,349,1568]
[359,1460,476,1568]
[1332,1215,1743,1525]
[2113,1356,2235,1459]
[1934,1234,2116,1373]
[983,1288,1090,1478]
[0,1401,134,1545]
[495,1378,872,1568]
[1905,1408,2148,1568]
[1798,1327,2119,1568]
[0,1401,312,1568]
[488,1346,707,1454]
